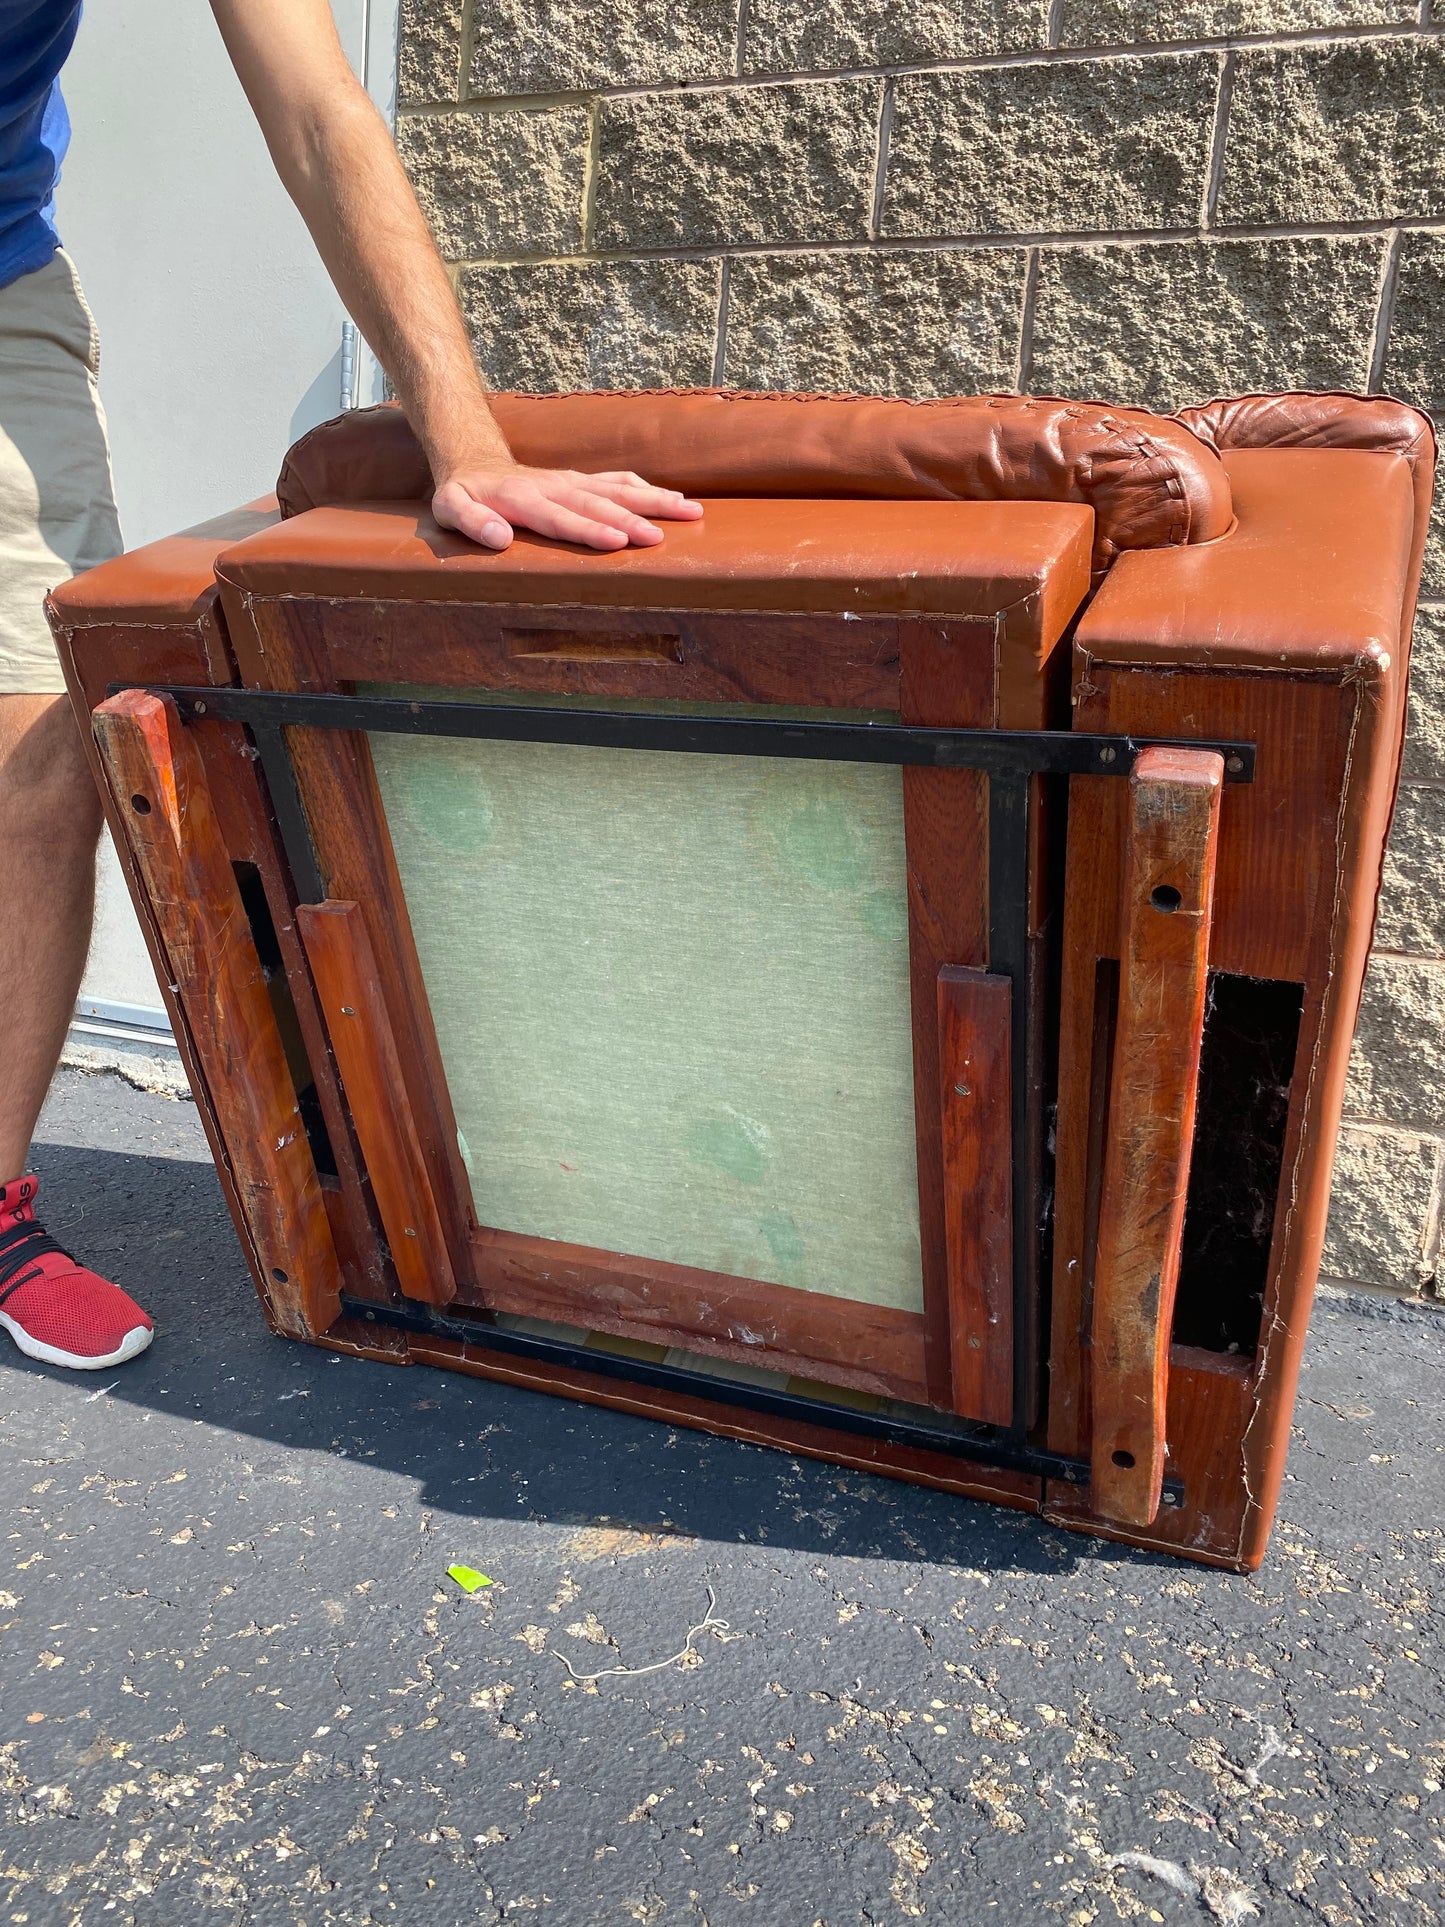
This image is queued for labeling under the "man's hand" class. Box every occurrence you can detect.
[212,1,701,553]
[432,465,704,551]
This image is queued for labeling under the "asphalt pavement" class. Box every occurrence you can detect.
[0,1067,1441,1926]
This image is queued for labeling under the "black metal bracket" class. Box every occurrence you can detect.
[131,680,1257,1504]
[337,1292,1187,1503]
[147,685,1257,783]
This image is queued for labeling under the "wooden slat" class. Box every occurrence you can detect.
[900,620,996,1410]
[53,577,388,1320]
[466,1226,929,1405]
[1090,746,1224,1526]
[228,596,480,1288]
[91,690,342,1338]
[937,967,1014,1427]
[297,901,457,1307]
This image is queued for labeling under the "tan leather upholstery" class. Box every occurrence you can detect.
[214,496,1096,725]
[215,495,1094,626]
[1076,448,1416,675]
[50,501,279,627]
[1174,392,1436,631]
[275,390,1235,578]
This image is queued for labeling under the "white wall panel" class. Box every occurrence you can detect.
[54,0,398,1014]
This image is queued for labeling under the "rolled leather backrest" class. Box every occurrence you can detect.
[276,389,1236,578]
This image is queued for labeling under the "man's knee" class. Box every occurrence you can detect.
[0,694,104,848]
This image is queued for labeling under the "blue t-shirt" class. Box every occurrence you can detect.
[0,1,81,291]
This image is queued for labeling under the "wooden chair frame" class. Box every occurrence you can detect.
[92,591,1254,1524]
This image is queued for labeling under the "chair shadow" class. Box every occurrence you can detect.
[9,1136,1166,1577]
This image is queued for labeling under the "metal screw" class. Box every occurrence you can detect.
[1226,753,1244,774]
[194,700,207,715]
[1098,746,1117,765]
[954,1083,971,1098]
[340,1005,355,1016]
[404,1227,418,1238]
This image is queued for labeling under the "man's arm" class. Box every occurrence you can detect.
[209,0,701,551]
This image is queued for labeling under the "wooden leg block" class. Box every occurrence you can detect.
[297,900,457,1307]
[1090,747,1224,1526]
[937,966,1013,1426]
[91,690,342,1338]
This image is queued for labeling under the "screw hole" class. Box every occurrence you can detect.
[1111,1449,1136,1469]
[271,1267,289,1284]
[129,793,151,814]
[1150,884,1182,914]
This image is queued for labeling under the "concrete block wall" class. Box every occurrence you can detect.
[398,1,1445,1305]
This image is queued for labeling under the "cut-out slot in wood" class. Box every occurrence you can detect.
[297,899,457,1307]
[1090,746,1224,1527]
[232,860,337,1181]
[938,966,1014,1427]
[503,628,684,663]
[1173,972,1304,1355]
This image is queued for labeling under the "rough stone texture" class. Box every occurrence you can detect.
[469,0,738,98]
[595,81,879,251]
[744,0,1050,73]
[1383,229,1445,417]
[1029,236,1383,413]
[397,0,462,104]
[1322,1125,1442,1291]
[1404,604,1445,783]
[724,248,1027,395]
[1376,784,1445,957]
[1219,38,1445,227]
[1061,0,1416,42]
[1420,479,1445,603]
[398,107,590,259]
[1345,955,1445,1131]
[459,259,720,390]
[885,58,1217,239]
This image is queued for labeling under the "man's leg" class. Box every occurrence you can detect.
[0,693,102,1179]
[0,687,156,1368]
[0,688,153,1367]
[0,251,151,1366]
[0,694,154,1366]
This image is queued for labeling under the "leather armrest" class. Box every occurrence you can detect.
[1175,392,1435,625]
[1075,449,1415,680]
[47,500,281,630]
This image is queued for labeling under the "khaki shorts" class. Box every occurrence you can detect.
[0,249,122,696]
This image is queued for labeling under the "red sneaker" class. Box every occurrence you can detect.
[0,1176,152,1369]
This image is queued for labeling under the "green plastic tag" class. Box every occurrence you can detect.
[447,1564,493,1594]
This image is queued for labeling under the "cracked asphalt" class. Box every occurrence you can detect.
[0,1067,1441,1926]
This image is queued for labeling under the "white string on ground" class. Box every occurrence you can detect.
[550,1586,744,1685]
[1243,1720,1289,1787]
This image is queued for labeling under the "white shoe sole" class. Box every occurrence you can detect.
[0,1311,153,1371]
